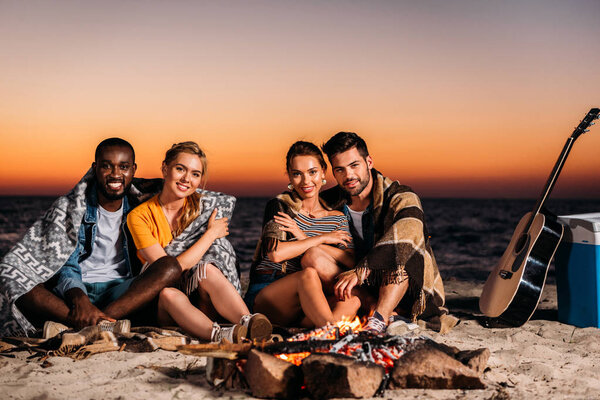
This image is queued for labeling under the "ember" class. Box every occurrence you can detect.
[272,316,416,373]
[287,316,363,342]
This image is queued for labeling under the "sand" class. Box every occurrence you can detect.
[1,279,599,400]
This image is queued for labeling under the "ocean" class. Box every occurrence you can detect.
[2,196,600,284]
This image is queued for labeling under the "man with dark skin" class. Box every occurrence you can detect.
[16,138,182,330]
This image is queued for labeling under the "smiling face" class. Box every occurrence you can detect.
[93,145,136,202]
[287,155,326,200]
[330,146,373,197]
[161,152,204,199]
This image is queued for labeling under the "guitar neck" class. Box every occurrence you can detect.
[524,108,599,232]
[525,137,576,230]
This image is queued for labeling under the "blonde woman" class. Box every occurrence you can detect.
[127,142,271,342]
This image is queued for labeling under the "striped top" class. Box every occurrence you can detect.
[256,212,354,274]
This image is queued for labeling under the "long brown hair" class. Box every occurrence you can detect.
[163,141,207,236]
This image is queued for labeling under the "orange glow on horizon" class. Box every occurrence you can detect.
[0,2,598,199]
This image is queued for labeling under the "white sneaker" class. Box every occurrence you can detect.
[43,321,70,339]
[210,323,247,343]
[97,319,131,334]
[240,313,272,341]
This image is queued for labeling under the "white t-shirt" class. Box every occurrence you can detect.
[347,207,366,240]
[80,203,130,283]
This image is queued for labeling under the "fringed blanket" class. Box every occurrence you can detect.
[0,170,163,337]
[250,190,332,274]
[164,190,240,295]
[321,169,458,333]
[0,326,194,361]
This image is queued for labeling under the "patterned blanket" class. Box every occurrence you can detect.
[165,190,240,295]
[0,171,238,337]
[321,169,458,333]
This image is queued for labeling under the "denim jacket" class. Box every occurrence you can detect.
[53,185,133,298]
[343,203,375,263]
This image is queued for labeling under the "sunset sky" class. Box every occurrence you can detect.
[1,1,599,198]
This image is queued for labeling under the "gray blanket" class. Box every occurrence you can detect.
[165,190,240,296]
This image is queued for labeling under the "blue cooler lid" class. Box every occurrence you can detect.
[558,213,600,245]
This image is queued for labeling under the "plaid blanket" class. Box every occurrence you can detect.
[321,169,457,332]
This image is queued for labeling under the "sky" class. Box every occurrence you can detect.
[1,0,599,198]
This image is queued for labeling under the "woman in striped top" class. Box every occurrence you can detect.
[244,141,359,328]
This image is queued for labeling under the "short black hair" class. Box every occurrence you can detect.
[95,138,135,162]
[321,131,369,160]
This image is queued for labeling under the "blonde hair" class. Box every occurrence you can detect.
[163,141,207,236]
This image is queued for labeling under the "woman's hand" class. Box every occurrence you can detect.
[206,208,229,240]
[274,212,307,240]
[318,230,352,248]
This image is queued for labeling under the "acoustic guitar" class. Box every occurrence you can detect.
[479,108,600,327]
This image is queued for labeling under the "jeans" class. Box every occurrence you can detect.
[244,272,285,312]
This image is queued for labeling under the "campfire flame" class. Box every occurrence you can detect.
[274,316,409,373]
[287,316,363,342]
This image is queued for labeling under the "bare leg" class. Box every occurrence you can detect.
[15,284,71,327]
[297,268,335,327]
[157,287,213,339]
[197,264,249,324]
[253,273,304,326]
[374,279,409,322]
[300,247,344,287]
[104,255,181,319]
[330,295,361,322]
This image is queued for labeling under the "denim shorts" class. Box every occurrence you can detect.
[244,271,285,312]
[84,277,135,309]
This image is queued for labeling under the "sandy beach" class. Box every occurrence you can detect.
[1,278,598,400]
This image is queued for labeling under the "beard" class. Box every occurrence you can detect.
[343,172,371,197]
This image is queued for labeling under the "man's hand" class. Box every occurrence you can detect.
[65,288,114,329]
[335,270,359,301]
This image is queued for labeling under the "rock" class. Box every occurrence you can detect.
[455,348,490,375]
[206,357,246,390]
[389,343,485,389]
[244,349,302,399]
[302,353,385,399]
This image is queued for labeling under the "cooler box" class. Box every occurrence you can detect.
[555,213,600,328]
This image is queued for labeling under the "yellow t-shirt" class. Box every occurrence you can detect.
[127,195,173,263]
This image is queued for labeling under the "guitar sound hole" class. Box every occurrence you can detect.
[514,233,528,254]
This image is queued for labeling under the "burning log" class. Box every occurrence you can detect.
[302,353,385,399]
[244,349,303,399]
[389,342,486,389]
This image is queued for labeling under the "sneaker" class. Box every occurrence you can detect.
[97,319,131,334]
[211,323,247,343]
[240,313,272,341]
[43,321,70,339]
[362,311,387,334]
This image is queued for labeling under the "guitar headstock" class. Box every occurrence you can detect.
[572,108,600,139]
